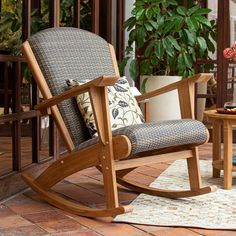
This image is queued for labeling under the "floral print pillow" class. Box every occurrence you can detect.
[67,76,144,137]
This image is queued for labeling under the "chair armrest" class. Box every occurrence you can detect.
[135,73,213,119]
[135,73,212,101]
[34,75,118,111]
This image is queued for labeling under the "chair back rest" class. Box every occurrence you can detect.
[27,27,117,147]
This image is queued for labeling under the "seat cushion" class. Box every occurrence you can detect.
[78,119,209,155]
[67,76,145,136]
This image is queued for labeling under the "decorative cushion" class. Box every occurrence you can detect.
[67,76,145,136]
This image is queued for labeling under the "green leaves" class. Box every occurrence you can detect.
[129,59,139,81]
[124,17,136,31]
[192,7,211,16]
[136,9,145,20]
[0,18,12,32]
[176,6,187,16]
[197,36,207,56]
[183,29,196,46]
[194,15,211,27]
[136,27,147,48]
[155,40,164,59]
[186,16,198,31]
[163,20,176,34]
[119,0,217,83]
[145,41,155,57]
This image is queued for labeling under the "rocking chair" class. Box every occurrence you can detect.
[21,27,216,218]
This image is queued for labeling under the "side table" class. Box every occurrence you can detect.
[204,109,236,189]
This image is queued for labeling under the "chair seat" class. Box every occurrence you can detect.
[78,119,208,155]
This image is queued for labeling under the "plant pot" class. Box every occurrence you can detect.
[141,75,181,122]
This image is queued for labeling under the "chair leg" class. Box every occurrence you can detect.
[100,152,119,209]
[101,164,119,209]
[187,147,202,190]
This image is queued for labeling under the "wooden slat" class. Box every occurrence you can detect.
[49,0,60,27]
[223,120,233,189]
[22,0,31,41]
[49,117,59,160]
[22,41,75,152]
[178,79,194,118]
[109,44,120,77]
[92,0,99,34]
[136,73,212,102]
[115,150,193,171]
[187,147,202,190]
[116,0,125,63]
[12,62,22,171]
[3,63,9,115]
[34,75,118,111]
[0,55,25,62]
[212,120,222,177]
[0,110,39,123]
[74,0,80,28]
[31,79,40,163]
[216,0,229,107]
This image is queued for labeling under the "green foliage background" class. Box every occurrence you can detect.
[0,0,92,55]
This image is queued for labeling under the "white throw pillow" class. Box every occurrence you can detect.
[67,76,144,137]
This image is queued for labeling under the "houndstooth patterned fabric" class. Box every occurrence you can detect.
[28,27,116,146]
[78,119,208,155]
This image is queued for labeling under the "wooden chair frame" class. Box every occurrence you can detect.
[21,40,216,218]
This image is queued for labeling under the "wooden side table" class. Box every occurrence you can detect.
[204,109,236,189]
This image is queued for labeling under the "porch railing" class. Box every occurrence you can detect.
[0,0,125,200]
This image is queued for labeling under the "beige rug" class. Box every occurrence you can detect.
[114,160,236,229]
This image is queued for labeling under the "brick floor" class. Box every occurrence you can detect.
[0,143,236,235]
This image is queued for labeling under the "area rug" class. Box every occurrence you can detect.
[114,160,236,230]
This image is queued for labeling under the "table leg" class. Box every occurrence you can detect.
[223,120,233,189]
[212,121,221,178]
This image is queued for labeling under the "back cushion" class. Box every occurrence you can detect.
[28,27,117,146]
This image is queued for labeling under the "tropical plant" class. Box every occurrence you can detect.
[120,0,217,87]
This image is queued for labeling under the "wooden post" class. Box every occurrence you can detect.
[12,62,22,171]
[92,0,99,34]
[22,0,31,41]
[217,0,230,107]
[99,0,112,41]
[31,79,40,163]
[116,0,125,63]
[49,0,60,27]
[74,0,81,28]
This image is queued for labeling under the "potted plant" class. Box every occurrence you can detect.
[120,0,216,121]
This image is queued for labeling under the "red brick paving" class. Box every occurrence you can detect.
[0,143,236,235]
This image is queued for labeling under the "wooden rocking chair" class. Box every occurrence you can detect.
[21,27,216,218]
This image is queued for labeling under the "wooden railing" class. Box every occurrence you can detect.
[0,0,125,199]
